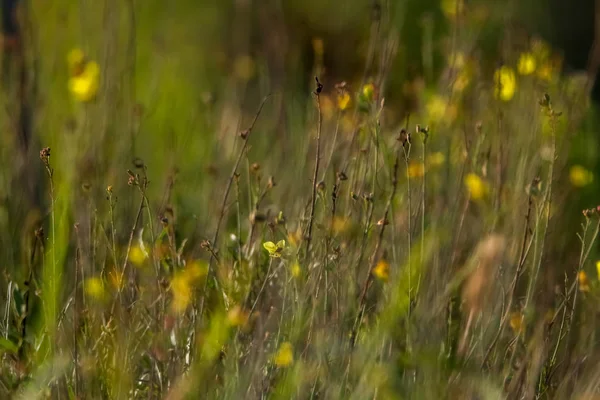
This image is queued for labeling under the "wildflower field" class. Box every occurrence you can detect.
[2,0,600,399]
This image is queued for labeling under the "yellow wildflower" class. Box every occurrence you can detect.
[227,305,249,327]
[337,92,351,111]
[263,240,286,257]
[273,342,294,367]
[69,60,100,102]
[373,259,390,282]
[464,173,488,200]
[290,261,301,278]
[427,152,446,168]
[517,52,536,75]
[493,66,516,101]
[408,161,425,179]
[509,312,524,334]
[185,260,209,282]
[596,261,600,281]
[362,83,375,102]
[171,273,193,314]
[578,271,590,292]
[569,165,594,187]
[129,245,147,267]
[85,277,105,300]
[426,95,449,121]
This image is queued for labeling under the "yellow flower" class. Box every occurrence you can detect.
[426,95,449,122]
[129,245,147,267]
[427,152,446,168]
[263,240,286,257]
[85,277,105,300]
[171,273,193,314]
[69,61,99,102]
[578,271,590,292]
[596,261,600,281]
[493,66,516,101]
[517,52,536,75]
[408,161,425,179]
[273,342,294,367]
[373,259,390,282]
[337,92,351,111]
[509,312,524,334]
[227,305,249,327]
[185,260,209,282]
[290,261,301,278]
[464,173,488,200]
[569,165,594,187]
[362,83,375,102]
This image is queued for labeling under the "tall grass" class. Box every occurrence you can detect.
[1,1,600,399]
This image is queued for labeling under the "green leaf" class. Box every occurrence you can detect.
[0,337,18,354]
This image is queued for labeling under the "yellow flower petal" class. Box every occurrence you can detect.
[517,52,536,75]
[273,342,294,367]
[337,92,351,111]
[373,259,390,282]
[569,165,594,187]
[464,173,488,200]
[493,66,516,101]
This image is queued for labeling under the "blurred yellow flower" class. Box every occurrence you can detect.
[509,312,524,334]
[290,261,301,278]
[426,95,449,121]
[129,245,147,267]
[373,259,390,282]
[408,161,425,179]
[185,260,209,282]
[362,83,375,102]
[493,66,516,101]
[569,165,594,187]
[596,261,600,281]
[579,271,590,292]
[517,52,536,75]
[452,71,470,93]
[171,273,193,314]
[441,0,464,18]
[85,277,105,300]
[263,240,286,257]
[337,92,351,111]
[227,305,249,327]
[69,61,99,102]
[464,173,488,200]
[427,152,446,168]
[273,342,294,367]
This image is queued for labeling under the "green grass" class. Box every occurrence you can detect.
[1,1,600,399]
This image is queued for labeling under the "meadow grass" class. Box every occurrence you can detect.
[1,1,600,399]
